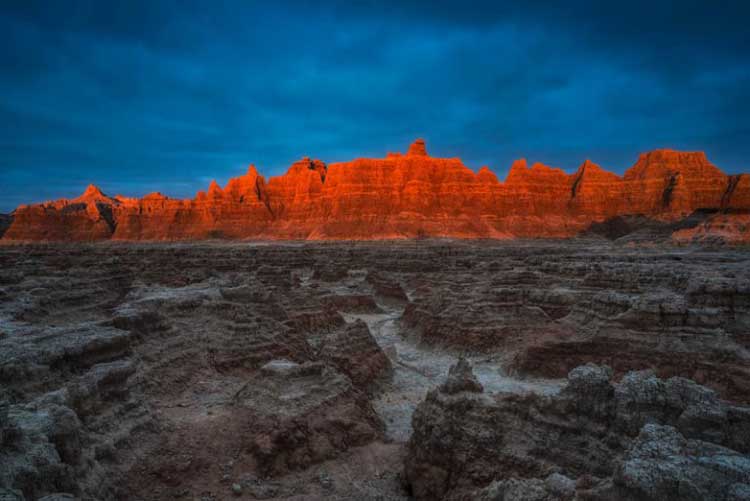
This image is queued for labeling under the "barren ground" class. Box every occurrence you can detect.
[1,240,749,500]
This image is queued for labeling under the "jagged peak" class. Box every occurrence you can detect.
[207,179,223,197]
[276,157,328,186]
[575,159,608,176]
[580,159,597,170]
[407,138,428,156]
[505,159,570,184]
[226,165,260,187]
[289,157,325,170]
[504,159,528,182]
[82,184,105,197]
[477,166,499,184]
[71,183,115,205]
[508,158,528,171]
[224,165,267,201]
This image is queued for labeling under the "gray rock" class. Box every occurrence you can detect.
[440,357,484,395]
[406,363,750,500]
[727,483,750,501]
[563,363,613,415]
[615,424,750,501]
[544,473,575,499]
[477,477,558,501]
[0,488,24,501]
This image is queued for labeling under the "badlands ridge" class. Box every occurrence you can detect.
[2,139,749,242]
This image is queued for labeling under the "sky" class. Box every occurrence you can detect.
[1,0,749,212]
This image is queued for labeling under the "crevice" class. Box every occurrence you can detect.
[255,178,275,216]
[570,170,583,199]
[662,174,678,208]
[721,174,742,209]
[96,202,117,234]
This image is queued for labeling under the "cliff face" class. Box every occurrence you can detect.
[3,185,116,241]
[3,140,749,241]
[111,166,273,240]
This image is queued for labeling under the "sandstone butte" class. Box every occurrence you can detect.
[3,139,750,242]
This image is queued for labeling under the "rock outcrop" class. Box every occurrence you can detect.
[3,140,749,241]
[3,185,116,241]
[318,319,392,391]
[237,360,383,477]
[404,361,750,501]
[1,241,748,499]
[672,211,750,244]
[439,357,483,394]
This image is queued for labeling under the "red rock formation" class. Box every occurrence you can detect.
[672,212,750,244]
[568,160,624,218]
[3,184,117,241]
[723,174,750,209]
[3,140,749,241]
[621,149,729,217]
[110,166,273,240]
[407,138,428,156]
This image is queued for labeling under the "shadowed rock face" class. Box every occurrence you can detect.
[405,360,750,501]
[3,140,749,241]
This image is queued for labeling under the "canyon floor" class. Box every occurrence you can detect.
[1,240,749,500]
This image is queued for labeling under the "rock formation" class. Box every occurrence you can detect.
[3,140,749,241]
[405,361,750,500]
[1,241,749,499]
[317,319,392,391]
[237,360,383,477]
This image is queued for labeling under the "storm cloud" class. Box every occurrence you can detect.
[1,0,748,211]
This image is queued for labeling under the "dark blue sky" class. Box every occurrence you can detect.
[2,1,749,212]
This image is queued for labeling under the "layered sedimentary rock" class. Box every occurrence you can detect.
[1,242,749,499]
[405,361,750,501]
[395,241,750,403]
[4,185,116,241]
[672,211,750,244]
[3,140,749,241]
[317,319,392,391]
[237,360,383,477]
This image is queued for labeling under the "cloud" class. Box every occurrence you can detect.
[1,0,748,211]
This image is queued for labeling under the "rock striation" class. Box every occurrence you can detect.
[3,140,749,241]
[405,361,750,501]
[1,242,749,499]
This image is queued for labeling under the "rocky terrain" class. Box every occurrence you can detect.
[3,140,749,242]
[0,241,749,500]
[407,361,750,500]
